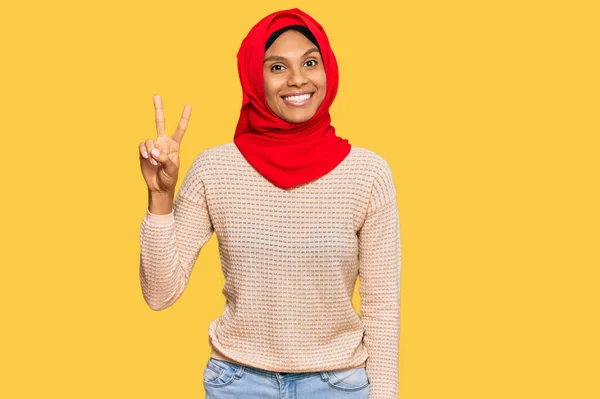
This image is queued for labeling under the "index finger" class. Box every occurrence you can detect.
[171,104,192,144]
[153,94,166,138]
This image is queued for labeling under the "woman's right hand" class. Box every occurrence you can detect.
[139,94,192,195]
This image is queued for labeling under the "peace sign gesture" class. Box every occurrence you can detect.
[139,94,191,195]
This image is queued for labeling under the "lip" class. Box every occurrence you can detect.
[281,92,314,107]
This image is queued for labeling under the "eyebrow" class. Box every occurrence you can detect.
[263,47,320,63]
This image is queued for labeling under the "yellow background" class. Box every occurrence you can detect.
[1,0,598,398]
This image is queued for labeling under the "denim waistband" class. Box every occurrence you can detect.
[210,357,358,383]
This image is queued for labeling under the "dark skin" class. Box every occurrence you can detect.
[138,94,191,214]
[263,30,327,123]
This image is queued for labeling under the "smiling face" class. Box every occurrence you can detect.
[263,29,327,124]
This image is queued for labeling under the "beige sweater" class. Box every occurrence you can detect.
[139,142,401,398]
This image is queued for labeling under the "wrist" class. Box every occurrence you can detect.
[148,189,174,200]
[148,190,174,215]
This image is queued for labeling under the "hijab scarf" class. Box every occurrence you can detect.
[233,8,351,190]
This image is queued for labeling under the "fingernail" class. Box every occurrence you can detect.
[151,148,160,157]
[142,151,148,159]
[150,158,158,165]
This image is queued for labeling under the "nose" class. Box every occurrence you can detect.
[287,66,308,87]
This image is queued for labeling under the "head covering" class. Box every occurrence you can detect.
[233,8,352,190]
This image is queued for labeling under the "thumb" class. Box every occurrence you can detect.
[151,148,178,176]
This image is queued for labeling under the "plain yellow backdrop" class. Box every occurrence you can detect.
[1,0,598,398]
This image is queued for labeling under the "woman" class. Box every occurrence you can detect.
[138,8,401,399]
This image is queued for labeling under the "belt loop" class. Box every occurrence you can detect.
[235,365,245,379]
[320,371,329,382]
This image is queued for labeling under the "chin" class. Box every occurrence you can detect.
[283,114,315,124]
[279,107,319,124]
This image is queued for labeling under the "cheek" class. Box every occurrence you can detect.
[316,70,327,95]
[316,74,327,104]
[263,73,275,97]
[263,76,283,102]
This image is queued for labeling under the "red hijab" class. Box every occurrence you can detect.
[233,8,351,190]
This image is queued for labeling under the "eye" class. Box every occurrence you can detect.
[270,64,286,72]
[305,59,318,67]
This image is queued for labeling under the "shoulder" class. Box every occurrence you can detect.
[179,143,236,192]
[187,142,237,172]
[349,145,396,212]
[348,145,395,183]
[194,142,236,163]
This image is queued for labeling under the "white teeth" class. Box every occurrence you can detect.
[283,93,311,102]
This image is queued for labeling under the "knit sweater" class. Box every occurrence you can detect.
[139,142,401,398]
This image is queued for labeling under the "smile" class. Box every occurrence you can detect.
[281,93,313,106]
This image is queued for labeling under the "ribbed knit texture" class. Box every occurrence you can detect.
[139,142,401,398]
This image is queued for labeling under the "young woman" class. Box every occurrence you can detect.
[138,8,401,398]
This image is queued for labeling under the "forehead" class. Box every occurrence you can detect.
[265,30,317,55]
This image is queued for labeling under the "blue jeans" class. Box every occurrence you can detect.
[203,357,371,398]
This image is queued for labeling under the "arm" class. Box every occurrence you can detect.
[139,154,214,311]
[358,159,402,398]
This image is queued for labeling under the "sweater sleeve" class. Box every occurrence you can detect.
[358,158,401,398]
[138,153,214,311]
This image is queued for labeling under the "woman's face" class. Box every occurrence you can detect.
[263,29,326,124]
